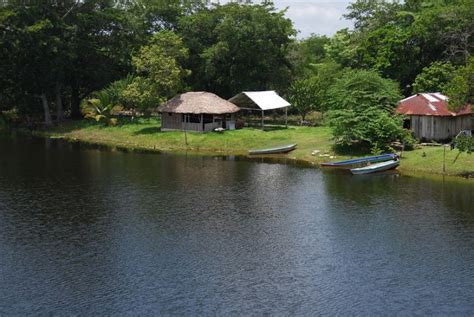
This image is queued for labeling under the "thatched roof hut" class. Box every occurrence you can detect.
[158,92,240,132]
[157,92,239,114]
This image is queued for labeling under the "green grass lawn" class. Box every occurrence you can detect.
[400,146,474,177]
[38,118,473,177]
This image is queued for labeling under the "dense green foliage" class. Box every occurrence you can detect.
[178,2,295,98]
[412,62,457,93]
[289,34,330,77]
[0,0,295,122]
[326,69,402,112]
[287,79,318,123]
[325,70,407,152]
[124,31,190,112]
[1,0,472,151]
[326,0,473,94]
[455,135,474,154]
[446,57,474,111]
[328,107,409,153]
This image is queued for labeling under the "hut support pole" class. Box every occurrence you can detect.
[285,107,288,128]
[261,110,264,130]
[183,114,188,146]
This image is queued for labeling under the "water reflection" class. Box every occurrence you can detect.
[0,136,473,315]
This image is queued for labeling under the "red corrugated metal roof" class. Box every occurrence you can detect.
[396,93,472,117]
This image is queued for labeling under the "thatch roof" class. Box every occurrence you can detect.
[157,92,240,114]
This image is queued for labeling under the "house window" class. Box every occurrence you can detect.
[182,114,201,123]
[203,114,213,124]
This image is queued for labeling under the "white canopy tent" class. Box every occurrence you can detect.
[229,91,291,129]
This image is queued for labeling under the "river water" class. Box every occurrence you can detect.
[0,136,473,315]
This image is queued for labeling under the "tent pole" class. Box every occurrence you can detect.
[261,110,264,130]
[285,107,288,128]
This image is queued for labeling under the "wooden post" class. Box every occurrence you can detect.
[201,113,204,131]
[285,107,288,128]
[443,144,446,174]
[261,110,264,130]
[183,114,188,146]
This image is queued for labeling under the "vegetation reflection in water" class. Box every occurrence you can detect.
[0,136,473,315]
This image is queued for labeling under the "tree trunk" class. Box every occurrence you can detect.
[55,83,64,122]
[70,87,81,119]
[0,110,9,131]
[41,93,52,126]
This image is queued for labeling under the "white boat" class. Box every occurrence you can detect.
[350,159,400,175]
[248,144,297,155]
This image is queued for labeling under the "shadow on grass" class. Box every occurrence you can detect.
[262,125,289,132]
[333,143,371,156]
[133,127,162,135]
[116,116,160,125]
[42,119,97,134]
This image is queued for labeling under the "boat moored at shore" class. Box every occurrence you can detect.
[248,144,297,155]
[350,159,400,175]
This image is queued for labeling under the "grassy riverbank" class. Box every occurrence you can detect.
[23,118,474,178]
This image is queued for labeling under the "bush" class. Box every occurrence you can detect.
[81,91,122,126]
[326,69,402,112]
[326,69,405,153]
[328,107,409,153]
[455,135,474,154]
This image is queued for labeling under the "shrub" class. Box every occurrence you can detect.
[328,107,409,153]
[81,91,122,126]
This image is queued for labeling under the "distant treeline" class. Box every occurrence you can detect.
[0,0,472,126]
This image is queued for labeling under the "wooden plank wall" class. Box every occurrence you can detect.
[161,113,183,131]
[161,113,223,132]
[410,115,474,141]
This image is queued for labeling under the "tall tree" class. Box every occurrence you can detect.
[287,78,318,123]
[326,69,402,112]
[344,0,403,31]
[178,2,296,98]
[122,31,190,113]
[412,61,456,93]
[326,69,406,152]
[446,56,474,111]
[0,0,141,121]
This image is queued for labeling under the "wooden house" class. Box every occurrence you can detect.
[396,93,473,141]
[157,92,240,132]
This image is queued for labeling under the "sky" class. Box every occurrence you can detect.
[215,0,354,38]
[274,1,353,38]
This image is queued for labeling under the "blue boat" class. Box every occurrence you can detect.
[321,153,398,168]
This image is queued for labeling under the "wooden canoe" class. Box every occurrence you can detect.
[248,144,297,155]
[321,153,397,168]
[350,160,400,175]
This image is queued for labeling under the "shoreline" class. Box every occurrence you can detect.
[34,142,474,184]
[46,135,474,183]
[3,120,473,181]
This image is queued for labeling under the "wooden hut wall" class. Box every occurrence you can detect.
[161,113,183,131]
[161,112,223,132]
[409,115,474,140]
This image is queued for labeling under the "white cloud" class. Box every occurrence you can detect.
[275,1,353,38]
[211,0,353,38]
